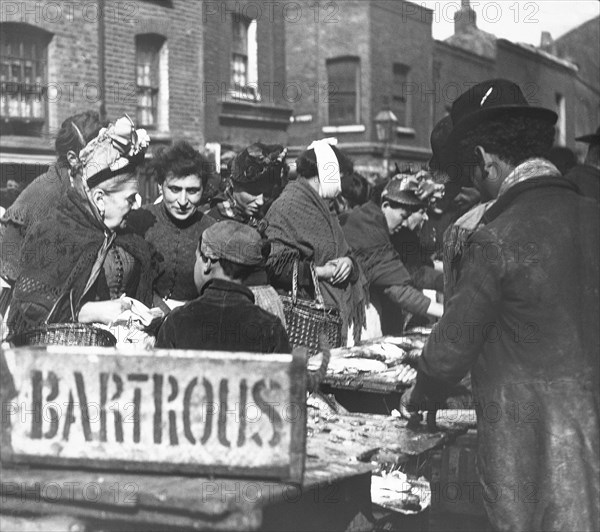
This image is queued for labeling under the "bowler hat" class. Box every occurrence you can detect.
[429,115,453,171]
[575,126,600,145]
[446,79,557,147]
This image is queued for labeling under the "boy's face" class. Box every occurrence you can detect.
[193,247,211,293]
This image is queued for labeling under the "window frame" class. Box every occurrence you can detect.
[391,63,411,128]
[229,15,259,101]
[0,23,51,136]
[326,56,361,126]
[135,34,166,130]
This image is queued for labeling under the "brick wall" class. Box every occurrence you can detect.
[370,1,434,147]
[286,0,371,146]
[103,0,204,146]
[202,0,290,150]
[1,0,100,136]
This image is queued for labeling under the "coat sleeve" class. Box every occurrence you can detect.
[418,229,504,389]
[155,314,177,349]
[270,319,292,354]
[266,242,313,291]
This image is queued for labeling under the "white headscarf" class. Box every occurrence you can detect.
[307,138,342,199]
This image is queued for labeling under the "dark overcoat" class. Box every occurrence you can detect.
[420,177,600,531]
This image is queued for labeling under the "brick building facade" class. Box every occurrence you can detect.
[286,0,435,175]
[287,0,600,174]
[1,0,598,186]
[0,0,291,195]
[433,2,599,161]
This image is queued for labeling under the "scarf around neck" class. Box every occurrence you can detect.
[443,157,561,299]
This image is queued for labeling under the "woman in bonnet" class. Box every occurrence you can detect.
[265,140,369,345]
[8,117,158,334]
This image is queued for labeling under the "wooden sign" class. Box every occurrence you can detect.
[0,346,307,482]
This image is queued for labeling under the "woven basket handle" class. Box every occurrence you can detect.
[291,259,325,308]
[308,262,325,308]
[45,290,76,325]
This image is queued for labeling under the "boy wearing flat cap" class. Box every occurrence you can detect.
[156,220,290,353]
[403,79,599,531]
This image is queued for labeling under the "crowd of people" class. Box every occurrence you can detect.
[0,78,598,531]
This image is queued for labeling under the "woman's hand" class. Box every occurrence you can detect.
[328,257,353,285]
[78,298,131,325]
[315,263,336,281]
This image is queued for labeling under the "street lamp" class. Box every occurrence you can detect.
[374,109,399,176]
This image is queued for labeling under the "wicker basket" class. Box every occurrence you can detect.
[8,290,117,347]
[9,323,117,347]
[281,261,342,356]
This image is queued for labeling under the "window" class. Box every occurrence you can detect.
[0,23,50,136]
[391,63,411,127]
[230,15,258,100]
[555,92,566,146]
[327,57,360,125]
[136,34,168,130]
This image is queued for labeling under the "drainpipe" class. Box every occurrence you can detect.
[98,0,106,121]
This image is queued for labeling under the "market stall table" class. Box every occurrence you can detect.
[0,403,472,532]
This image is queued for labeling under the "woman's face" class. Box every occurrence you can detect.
[232,186,266,218]
[161,173,203,221]
[95,176,139,231]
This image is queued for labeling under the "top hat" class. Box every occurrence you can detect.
[446,79,557,147]
[575,126,600,145]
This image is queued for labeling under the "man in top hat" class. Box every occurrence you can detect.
[403,79,600,531]
[340,172,444,337]
[565,126,600,202]
[156,220,290,353]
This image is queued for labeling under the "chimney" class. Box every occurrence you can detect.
[454,0,477,34]
[540,31,556,54]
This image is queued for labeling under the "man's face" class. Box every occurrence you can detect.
[161,173,203,221]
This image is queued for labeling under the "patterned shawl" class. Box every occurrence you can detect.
[265,178,368,343]
[8,188,158,333]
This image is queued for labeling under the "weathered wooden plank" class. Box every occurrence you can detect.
[1,346,307,482]
[0,514,87,532]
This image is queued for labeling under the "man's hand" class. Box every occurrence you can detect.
[399,380,424,427]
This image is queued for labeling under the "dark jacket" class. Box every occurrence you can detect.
[127,203,215,301]
[340,201,433,317]
[565,163,600,202]
[418,177,600,531]
[155,279,291,353]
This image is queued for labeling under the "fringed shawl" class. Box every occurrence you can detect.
[265,178,368,343]
[8,188,158,333]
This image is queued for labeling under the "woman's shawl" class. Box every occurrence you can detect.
[265,178,367,343]
[8,188,157,333]
[0,162,71,282]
